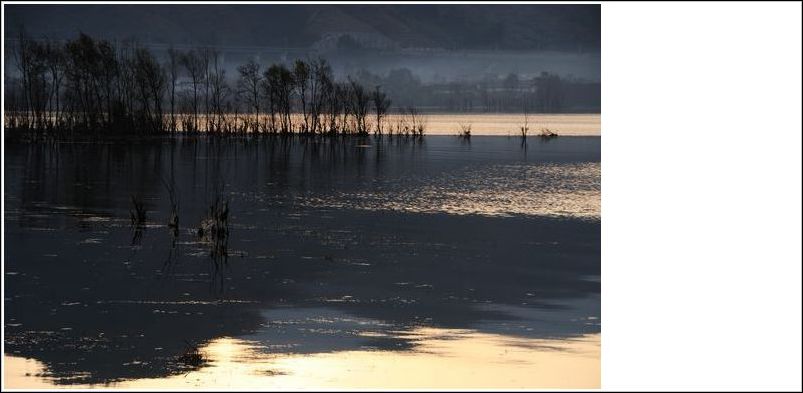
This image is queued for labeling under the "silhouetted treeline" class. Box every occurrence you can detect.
[350,69,600,113]
[5,31,424,137]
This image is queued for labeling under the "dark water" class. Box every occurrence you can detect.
[3,135,600,386]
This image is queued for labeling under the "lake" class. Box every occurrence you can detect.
[3,133,601,388]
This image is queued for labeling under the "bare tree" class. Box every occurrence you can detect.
[237,58,262,133]
[371,85,392,135]
[293,59,310,133]
[520,91,530,137]
[132,46,166,133]
[348,78,370,135]
[13,29,50,131]
[166,47,180,133]
[336,82,350,134]
[308,58,330,134]
[12,27,33,129]
[406,106,426,137]
[259,66,277,133]
[320,72,339,134]
[207,49,228,133]
[201,47,212,132]
[265,64,294,133]
[179,50,205,132]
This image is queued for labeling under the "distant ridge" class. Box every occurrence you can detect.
[5,4,600,52]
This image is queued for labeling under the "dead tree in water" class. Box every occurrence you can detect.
[13,28,46,131]
[259,66,276,133]
[348,78,371,135]
[207,50,229,133]
[132,47,166,134]
[458,122,472,139]
[201,48,212,133]
[264,64,294,134]
[320,76,342,135]
[197,196,230,272]
[406,106,426,137]
[308,58,330,134]
[335,82,350,134]
[166,47,180,133]
[520,93,530,138]
[65,34,115,132]
[236,59,262,133]
[162,178,180,236]
[179,50,205,132]
[293,60,310,133]
[42,41,66,130]
[129,196,147,226]
[371,85,392,135]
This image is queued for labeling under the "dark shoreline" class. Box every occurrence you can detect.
[3,128,598,143]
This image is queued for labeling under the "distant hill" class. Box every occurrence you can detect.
[5,4,600,52]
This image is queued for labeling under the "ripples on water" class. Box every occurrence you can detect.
[301,162,600,219]
[3,134,600,388]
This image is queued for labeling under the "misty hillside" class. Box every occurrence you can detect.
[5,4,600,51]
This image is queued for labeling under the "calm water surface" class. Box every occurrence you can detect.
[3,134,600,389]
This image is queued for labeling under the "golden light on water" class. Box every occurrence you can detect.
[218,113,601,135]
[4,328,600,389]
[77,113,599,135]
[422,113,601,136]
[302,163,601,220]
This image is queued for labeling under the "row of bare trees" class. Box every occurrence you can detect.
[5,31,418,137]
[7,32,168,135]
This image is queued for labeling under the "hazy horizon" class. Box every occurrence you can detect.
[4,4,601,85]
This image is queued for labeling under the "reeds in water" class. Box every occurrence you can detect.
[458,123,472,139]
[177,340,206,369]
[129,195,147,245]
[162,179,180,235]
[198,197,231,287]
[197,198,229,241]
[539,127,558,138]
[129,196,147,226]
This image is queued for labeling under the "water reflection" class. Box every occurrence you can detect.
[300,162,600,219]
[422,113,600,136]
[4,135,600,388]
[5,329,600,389]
